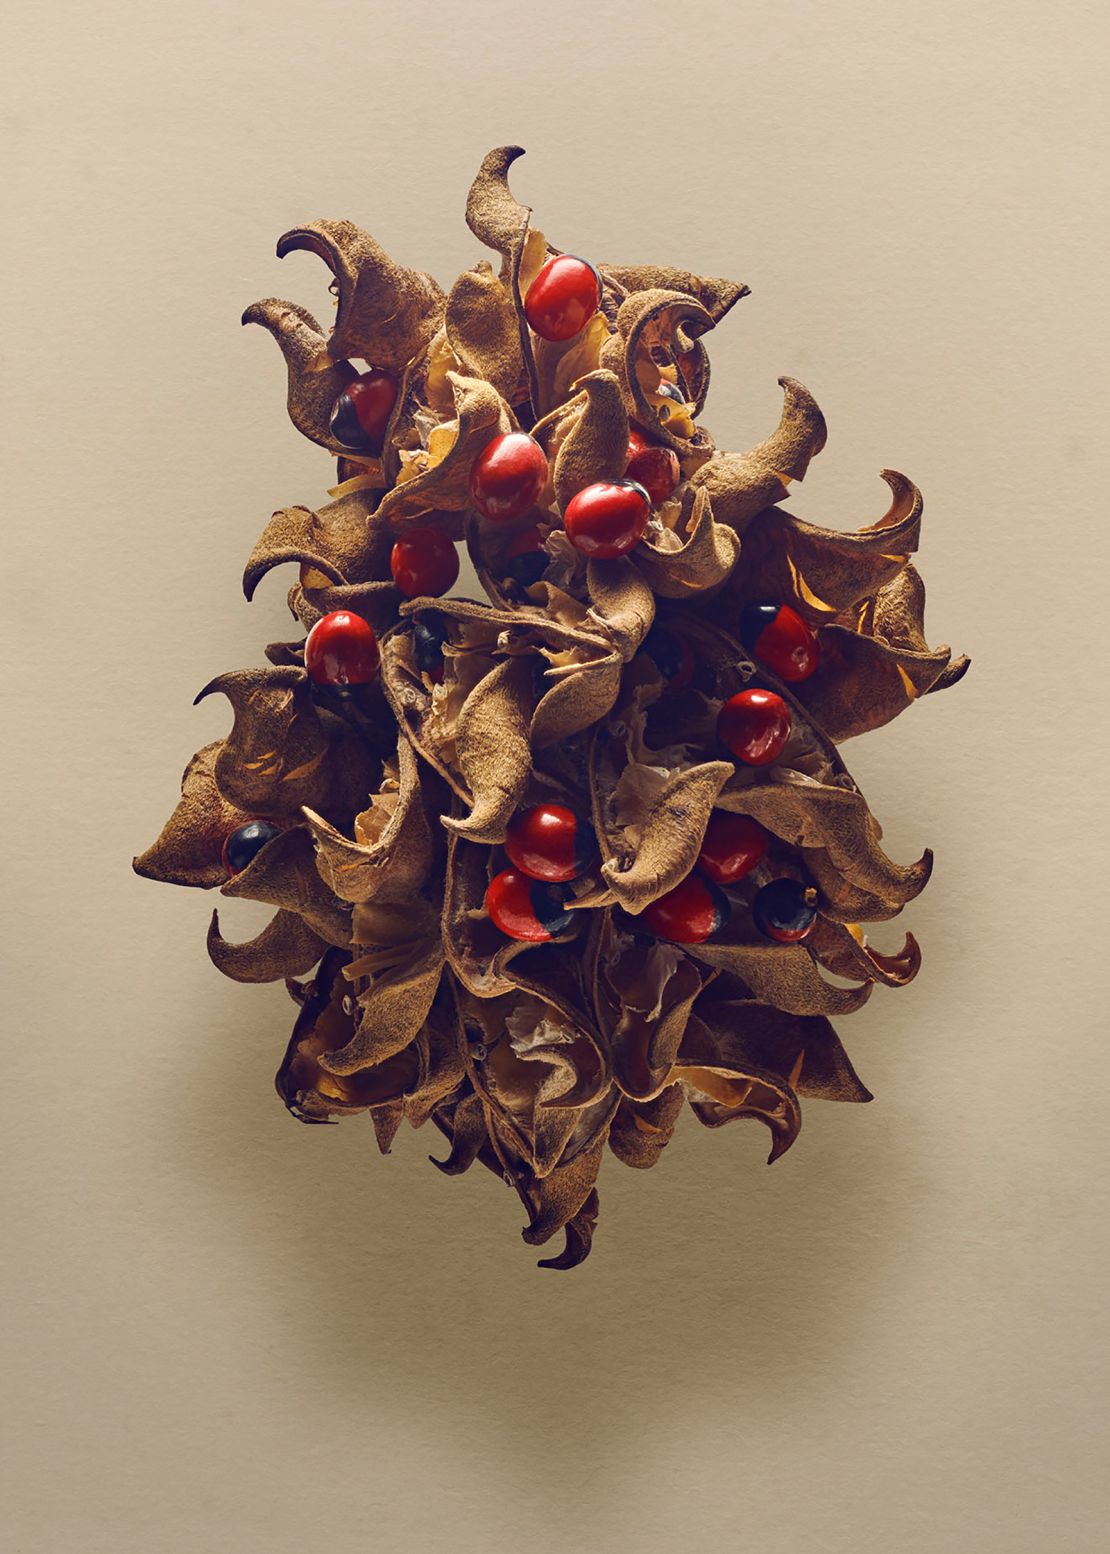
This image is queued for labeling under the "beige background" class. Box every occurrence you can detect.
[4,1,1109,1550]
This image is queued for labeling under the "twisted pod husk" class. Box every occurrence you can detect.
[135,147,967,1268]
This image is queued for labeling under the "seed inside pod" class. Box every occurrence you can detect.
[563,479,651,559]
[625,427,681,504]
[390,527,460,598]
[222,820,282,876]
[739,602,821,683]
[304,610,380,687]
[640,874,728,945]
[412,613,448,683]
[470,432,549,522]
[752,879,818,943]
[485,868,574,942]
[717,688,791,766]
[504,524,549,589]
[523,254,601,342]
[328,367,399,455]
[504,803,596,883]
[642,623,696,693]
[696,812,768,885]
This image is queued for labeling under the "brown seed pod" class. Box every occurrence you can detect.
[136,146,967,1268]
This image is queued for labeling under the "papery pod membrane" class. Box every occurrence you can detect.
[583,557,656,662]
[793,626,957,741]
[207,907,327,984]
[428,1090,495,1177]
[404,979,468,1128]
[276,218,445,370]
[599,288,719,464]
[220,824,351,947]
[290,577,403,645]
[532,312,614,420]
[275,948,420,1122]
[730,471,923,622]
[440,654,536,843]
[463,144,556,416]
[193,665,378,824]
[445,261,528,405]
[535,1188,600,1271]
[550,370,630,510]
[464,144,533,281]
[683,925,873,1018]
[690,377,828,533]
[588,914,708,1099]
[715,768,932,914]
[596,265,749,326]
[242,491,390,601]
[319,920,444,1078]
[303,734,441,906]
[691,991,873,1103]
[376,371,513,524]
[459,987,603,1179]
[480,1084,617,1265]
[633,485,740,599]
[676,1011,803,1162]
[133,741,254,889]
[497,932,611,1109]
[241,299,358,457]
[608,1084,686,1169]
[587,722,734,914]
[807,917,922,988]
[393,593,627,757]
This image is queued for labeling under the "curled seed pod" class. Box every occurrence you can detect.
[136,145,966,1271]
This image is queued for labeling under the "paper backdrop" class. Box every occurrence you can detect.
[4,2,1108,1551]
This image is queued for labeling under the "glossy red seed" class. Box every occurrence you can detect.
[696,813,769,885]
[470,433,548,522]
[741,602,820,683]
[523,254,601,342]
[330,368,399,454]
[641,874,727,945]
[485,868,571,942]
[504,803,593,883]
[304,611,380,686]
[717,688,792,766]
[390,527,459,598]
[563,479,651,559]
[624,429,681,504]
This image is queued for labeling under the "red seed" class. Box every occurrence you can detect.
[641,875,727,944]
[523,254,601,342]
[740,602,820,683]
[625,428,681,504]
[485,868,573,942]
[717,688,791,766]
[504,804,594,883]
[696,813,769,885]
[470,433,548,522]
[390,527,459,598]
[304,611,380,687]
[329,367,399,455]
[563,479,651,559]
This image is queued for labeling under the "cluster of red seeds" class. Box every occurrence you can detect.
[217,251,832,955]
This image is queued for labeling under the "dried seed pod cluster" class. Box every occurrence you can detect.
[135,147,968,1269]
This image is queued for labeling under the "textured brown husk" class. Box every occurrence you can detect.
[136,144,966,1269]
